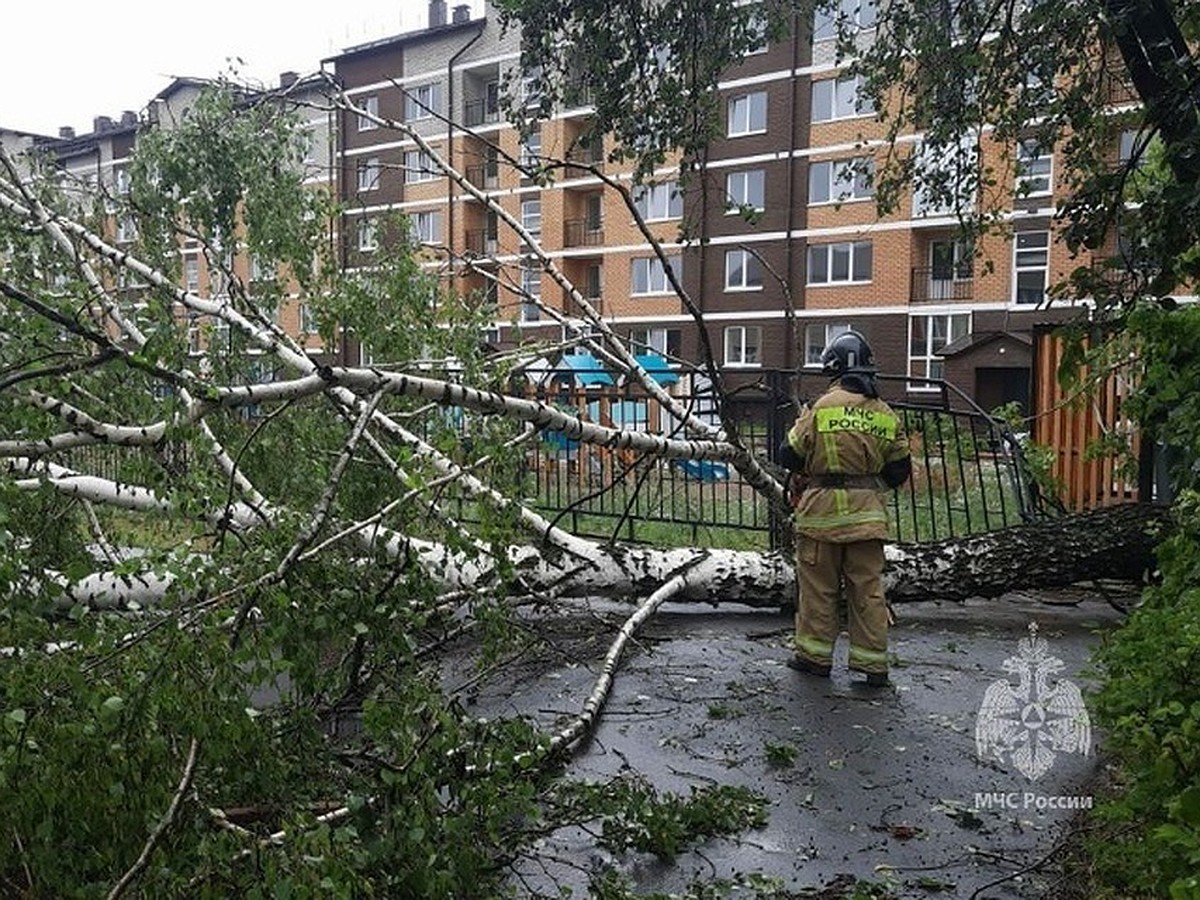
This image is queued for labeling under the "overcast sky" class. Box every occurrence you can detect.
[2,1,468,136]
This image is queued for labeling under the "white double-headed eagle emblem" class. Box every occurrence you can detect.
[975,622,1091,781]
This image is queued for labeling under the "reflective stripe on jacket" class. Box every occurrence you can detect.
[787,385,910,543]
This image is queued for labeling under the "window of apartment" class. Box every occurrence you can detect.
[1023,69,1055,108]
[813,0,877,41]
[804,322,852,367]
[357,218,378,252]
[727,91,767,136]
[585,193,603,233]
[631,255,680,295]
[520,198,542,237]
[745,10,770,54]
[116,215,137,244]
[633,181,682,221]
[113,165,131,196]
[811,75,874,122]
[357,156,381,192]
[809,157,874,204]
[411,210,442,244]
[301,128,318,165]
[250,255,272,282]
[1015,140,1052,196]
[521,264,542,301]
[909,312,971,386]
[521,68,543,109]
[584,263,603,300]
[725,169,766,213]
[630,327,681,357]
[930,238,973,281]
[404,149,437,183]
[520,128,542,174]
[299,303,318,334]
[724,325,762,367]
[184,256,200,292]
[807,240,872,284]
[357,95,379,131]
[725,248,763,290]
[1013,230,1049,304]
[404,83,441,121]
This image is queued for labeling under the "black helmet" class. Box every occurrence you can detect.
[820,330,875,378]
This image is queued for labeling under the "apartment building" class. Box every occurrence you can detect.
[328,0,1118,413]
[6,1,1120,414]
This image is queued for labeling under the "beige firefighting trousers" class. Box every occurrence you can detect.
[794,536,889,675]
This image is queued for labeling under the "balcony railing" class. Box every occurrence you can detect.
[910,266,974,302]
[564,220,604,248]
[466,230,499,256]
[463,98,502,128]
[566,143,605,172]
[465,165,500,190]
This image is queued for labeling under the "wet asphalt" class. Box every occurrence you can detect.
[466,588,1128,898]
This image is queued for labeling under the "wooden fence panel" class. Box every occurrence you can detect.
[1032,330,1142,512]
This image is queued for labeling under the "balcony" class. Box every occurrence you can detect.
[463,97,502,128]
[465,164,500,190]
[466,230,499,257]
[563,220,604,248]
[910,266,974,302]
[566,142,605,173]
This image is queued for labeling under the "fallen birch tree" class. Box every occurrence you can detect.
[0,82,1162,897]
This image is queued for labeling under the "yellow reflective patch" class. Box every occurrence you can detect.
[815,406,897,440]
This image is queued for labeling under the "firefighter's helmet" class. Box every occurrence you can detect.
[820,330,875,377]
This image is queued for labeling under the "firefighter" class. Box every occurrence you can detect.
[779,330,911,687]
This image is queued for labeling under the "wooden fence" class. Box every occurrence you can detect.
[1031,328,1146,512]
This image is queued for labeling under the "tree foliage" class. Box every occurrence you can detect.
[0,80,782,896]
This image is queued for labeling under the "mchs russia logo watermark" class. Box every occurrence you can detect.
[973,623,1093,811]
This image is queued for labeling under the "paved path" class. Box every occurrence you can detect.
[470,589,1127,898]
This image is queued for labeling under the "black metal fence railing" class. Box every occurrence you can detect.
[506,368,1042,551]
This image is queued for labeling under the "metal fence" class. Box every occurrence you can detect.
[516,368,1043,550]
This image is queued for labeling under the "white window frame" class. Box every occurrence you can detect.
[908,312,971,390]
[520,264,542,301]
[520,198,542,237]
[724,248,763,291]
[633,181,682,221]
[404,150,437,184]
[804,322,852,367]
[357,218,378,252]
[1015,140,1053,197]
[813,0,877,42]
[630,327,677,356]
[113,165,131,196]
[811,75,874,123]
[299,302,318,334]
[724,325,762,367]
[404,83,440,121]
[725,169,765,214]
[727,91,767,136]
[115,215,137,244]
[807,240,873,285]
[808,157,874,205]
[357,156,381,192]
[357,96,379,131]
[183,255,200,292]
[631,255,679,295]
[411,210,442,245]
[1013,230,1050,305]
[520,129,542,172]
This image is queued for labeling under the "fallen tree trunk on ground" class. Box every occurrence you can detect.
[883,501,1167,603]
[45,502,1167,610]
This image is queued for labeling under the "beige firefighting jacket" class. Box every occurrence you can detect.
[786,385,910,543]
